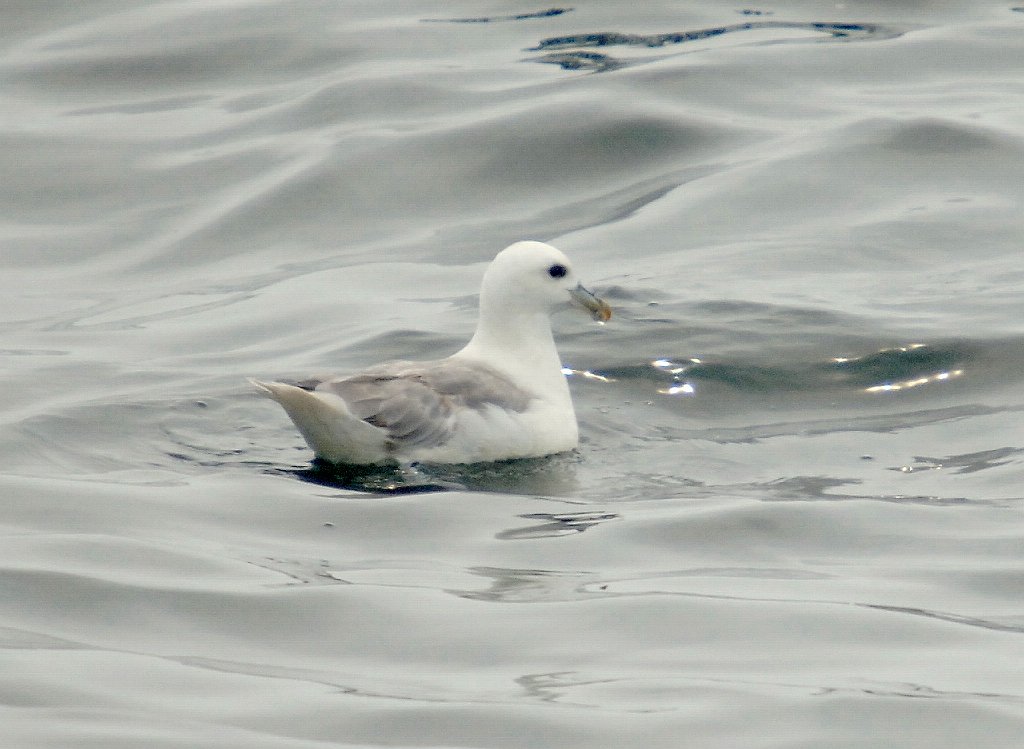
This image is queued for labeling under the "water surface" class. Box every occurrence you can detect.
[1,2,1023,747]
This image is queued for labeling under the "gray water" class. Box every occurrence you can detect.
[2,2,1023,747]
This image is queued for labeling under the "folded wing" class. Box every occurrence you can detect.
[302,359,534,456]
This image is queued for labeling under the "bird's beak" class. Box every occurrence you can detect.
[569,283,612,323]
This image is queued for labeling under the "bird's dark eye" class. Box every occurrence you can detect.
[547,263,567,279]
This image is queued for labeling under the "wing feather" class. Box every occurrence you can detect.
[313,360,533,452]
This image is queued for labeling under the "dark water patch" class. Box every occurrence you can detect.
[591,336,1022,404]
[258,453,586,496]
[496,512,619,540]
[529,20,909,71]
[532,21,903,51]
[889,447,1024,476]
[533,51,625,73]
[424,8,572,24]
[598,343,974,396]
[833,342,966,379]
[829,342,972,394]
[293,460,460,495]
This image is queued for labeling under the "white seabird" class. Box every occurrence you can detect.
[251,241,611,465]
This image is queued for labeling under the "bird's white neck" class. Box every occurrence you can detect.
[455,307,571,404]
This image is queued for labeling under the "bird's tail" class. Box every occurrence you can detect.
[249,379,390,464]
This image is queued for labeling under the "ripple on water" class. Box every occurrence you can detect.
[528,20,912,72]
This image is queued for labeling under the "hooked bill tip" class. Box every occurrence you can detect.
[570,283,612,323]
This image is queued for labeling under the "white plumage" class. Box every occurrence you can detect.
[251,241,611,465]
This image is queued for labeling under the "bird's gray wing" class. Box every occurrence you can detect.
[310,360,533,450]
